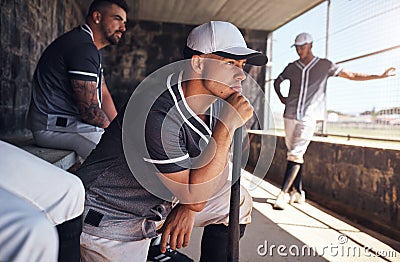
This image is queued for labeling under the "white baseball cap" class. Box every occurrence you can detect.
[184,21,268,66]
[292,32,313,47]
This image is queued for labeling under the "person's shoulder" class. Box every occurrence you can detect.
[150,87,176,114]
[286,60,299,67]
[318,57,334,64]
[54,26,97,56]
[68,25,97,48]
[281,61,297,72]
[59,26,87,40]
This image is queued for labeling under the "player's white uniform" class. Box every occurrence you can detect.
[0,141,84,261]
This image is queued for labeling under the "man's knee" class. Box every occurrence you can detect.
[30,213,59,252]
[59,175,85,221]
[239,186,252,224]
[3,211,59,261]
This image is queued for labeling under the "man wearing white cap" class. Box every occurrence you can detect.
[273,32,396,210]
[77,21,268,261]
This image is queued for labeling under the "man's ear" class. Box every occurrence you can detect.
[92,11,102,24]
[191,55,204,74]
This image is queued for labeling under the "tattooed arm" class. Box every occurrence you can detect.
[71,79,110,128]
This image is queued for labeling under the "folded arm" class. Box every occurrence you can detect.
[100,74,117,121]
[71,79,110,128]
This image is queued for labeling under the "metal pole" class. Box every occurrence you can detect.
[227,126,243,262]
[322,0,331,135]
[264,32,273,131]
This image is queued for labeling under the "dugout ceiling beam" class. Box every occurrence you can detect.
[80,0,325,31]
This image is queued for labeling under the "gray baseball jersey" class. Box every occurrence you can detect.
[278,57,342,120]
[28,24,103,133]
[77,72,221,241]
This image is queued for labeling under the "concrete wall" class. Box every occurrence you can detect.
[0,0,84,137]
[0,0,268,137]
[248,133,400,240]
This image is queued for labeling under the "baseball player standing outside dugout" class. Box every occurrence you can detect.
[273,32,396,210]
[28,0,128,160]
[76,21,268,261]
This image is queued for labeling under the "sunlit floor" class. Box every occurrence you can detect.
[179,170,400,262]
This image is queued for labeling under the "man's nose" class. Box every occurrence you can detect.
[120,23,127,32]
[235,67,246,81]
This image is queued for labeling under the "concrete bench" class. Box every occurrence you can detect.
[21,144,77,170]
[3,136,78,170]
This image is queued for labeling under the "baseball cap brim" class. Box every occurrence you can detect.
[216,46,268,65]
[183,46,268,66]
[290,41,311,47]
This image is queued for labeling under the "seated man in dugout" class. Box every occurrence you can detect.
[27,0,129,160]
[76,21,268,261]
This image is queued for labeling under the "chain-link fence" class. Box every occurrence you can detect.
[267,0,400,141]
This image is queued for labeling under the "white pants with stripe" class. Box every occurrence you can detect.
[284,118,316,164]
[33,129,103,159]
[80,182,252,262]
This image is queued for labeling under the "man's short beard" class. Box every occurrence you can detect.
[107,35,120,45]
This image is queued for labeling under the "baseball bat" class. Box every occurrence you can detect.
[227,126,243,261]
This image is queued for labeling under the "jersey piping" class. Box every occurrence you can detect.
[143,153,190,164]
[143,71,214,166]
[166,72,211,144]
[296,57,319,120]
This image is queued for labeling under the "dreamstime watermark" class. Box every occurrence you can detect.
[257,234,399,258]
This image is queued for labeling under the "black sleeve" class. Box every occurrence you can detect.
[144,111,191,174]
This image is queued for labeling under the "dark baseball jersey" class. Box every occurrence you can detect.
[77,72,220,241]
[278,57,342,120]
[29,24,103,133]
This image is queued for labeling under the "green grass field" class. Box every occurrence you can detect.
[325,123,400,141]
[270,118,400,141]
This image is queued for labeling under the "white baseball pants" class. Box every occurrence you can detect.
[0,141,85,261]
[80,181,252,262]
[284,118,316,164]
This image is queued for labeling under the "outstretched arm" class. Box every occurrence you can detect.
[338,67,396,81]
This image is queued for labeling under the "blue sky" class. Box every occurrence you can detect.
[269,0,400,115]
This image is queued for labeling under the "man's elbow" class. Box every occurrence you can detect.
[80,112,109,128]
[274,80,282,92]
[185,202,207,212]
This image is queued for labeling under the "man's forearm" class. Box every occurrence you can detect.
[101,82,117,121]
[71,79,111,128]
[189,121,232,197]
[80,105,111,128]
[339,67,396,81]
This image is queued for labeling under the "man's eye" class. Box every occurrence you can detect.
[225,61,234,65]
